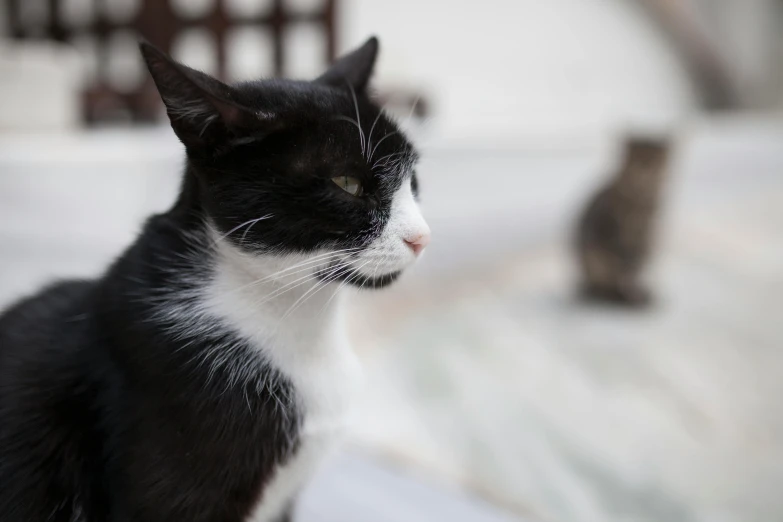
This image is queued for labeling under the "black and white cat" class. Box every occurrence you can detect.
[0,37,430,522]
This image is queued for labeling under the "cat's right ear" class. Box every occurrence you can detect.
[139,41,270,151]
[316,37,379,92]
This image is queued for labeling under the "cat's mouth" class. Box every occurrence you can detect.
[315,261,402,290]
[345,270,402,289]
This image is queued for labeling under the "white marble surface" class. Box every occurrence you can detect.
[348,119,783,522]
[299,450,522,522]
[1,118,782,522]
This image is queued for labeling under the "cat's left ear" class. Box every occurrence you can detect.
[140,41,277,151]
[316,37,379,92]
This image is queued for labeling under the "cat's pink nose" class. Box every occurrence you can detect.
[404,232,430,256]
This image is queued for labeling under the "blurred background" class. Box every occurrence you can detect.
[1,1,782,521]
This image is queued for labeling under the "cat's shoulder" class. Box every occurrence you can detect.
[0,280,96,339]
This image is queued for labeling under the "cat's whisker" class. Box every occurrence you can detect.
[238,248,358,281]
[368,130,400,164]
[370,254,381,284]
[249,271,323,308]
[333,115,363,141]
[210,215,274,246]
[240,215,273,243]
[225,263,326,300]
[344,259,373,290]
[372,151,407,171]
[273,263,353,323]
[277,272,340,323]
[346,81,366,155]
[247,257,358,311]
[365,109,385,161]
[320,259,374,314]
[319,279,348,315]
[405,95,421,129]
[280,259,368,322]
[225,248,362,296]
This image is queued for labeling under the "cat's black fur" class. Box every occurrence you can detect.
[0,37,416,521]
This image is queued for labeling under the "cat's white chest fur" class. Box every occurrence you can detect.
[245,325,362,522]
[204,245,363,522]
[245,341,361,522]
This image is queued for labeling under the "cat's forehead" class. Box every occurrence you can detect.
[232,79,371,119]
[235,79,418,180]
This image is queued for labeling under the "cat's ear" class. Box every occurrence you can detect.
[140,41,273,150]
[316,37,379,92]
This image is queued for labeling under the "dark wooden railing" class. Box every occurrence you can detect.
[4,0,338,123]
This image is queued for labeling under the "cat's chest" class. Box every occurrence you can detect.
[244,331,363,522]
[245,422,345,522]
[261,315,363,434]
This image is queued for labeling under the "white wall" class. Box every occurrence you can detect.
[0,42,82,132]
[693,0,783,107]
[1,0,700,143]
[340,0,697,147]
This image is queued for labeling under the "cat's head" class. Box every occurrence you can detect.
[624,137,670,174]
[141,37,429,290]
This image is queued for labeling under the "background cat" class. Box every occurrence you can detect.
[576,137,670,306]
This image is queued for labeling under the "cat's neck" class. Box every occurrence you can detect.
[168,167,203,220]
[195,234,354,396]
[201,230,348,354]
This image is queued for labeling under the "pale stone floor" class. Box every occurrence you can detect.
[1,118,781,521]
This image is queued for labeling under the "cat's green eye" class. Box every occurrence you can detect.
[332,176,363,197]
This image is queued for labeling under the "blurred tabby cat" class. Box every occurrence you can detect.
[576,137,670,307]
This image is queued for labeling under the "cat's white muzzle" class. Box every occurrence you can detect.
[350,179,430,278]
